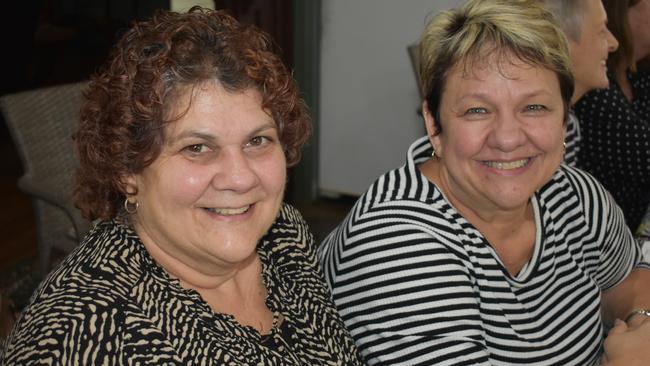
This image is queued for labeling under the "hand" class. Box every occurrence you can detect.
[626,310,650,328]
[602,318,650,365]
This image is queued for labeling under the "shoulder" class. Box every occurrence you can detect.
[274,203,309,229]
[541,166,621,232]
[3,221,145,349]
[633,68,650,84]
[574,77,620,116]
[551,165,609,202]
[264,203,312,250]
[1,221,182,364]
[347,136,438,214]
[351,170,458,235]
[1,277,128,364]
[50,220,145,295]
[261,203,317,272]
[320,178,470,270]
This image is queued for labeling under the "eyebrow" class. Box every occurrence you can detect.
[169,121,278,144]
[457,89,553,103]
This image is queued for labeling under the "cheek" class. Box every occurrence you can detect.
[162,166,214,200]
[533,125,564,152]
[629,8,647,30]
[260,158,287,194]
[445,127,488,158]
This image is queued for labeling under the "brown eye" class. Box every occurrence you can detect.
[248,136,271,147]
[184,144,207,153]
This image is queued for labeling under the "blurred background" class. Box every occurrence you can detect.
[0,0,461,337]
[0,0,312,339]
[0,0,304,268]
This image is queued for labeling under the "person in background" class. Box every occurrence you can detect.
[542,0,619,167]
[0,7,364,365]
[573,0,650,232]
[319,0,650,364]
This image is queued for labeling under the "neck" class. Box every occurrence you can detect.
[134,223,272,333]
[447,185,531,233]
[571,86,587,106]
[615,60,634,102]
[419,158,536,275]
[136,226,259,291]
[634,45,650,65]
[420,159,531,228]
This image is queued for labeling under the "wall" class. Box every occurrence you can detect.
[318,0,463,196]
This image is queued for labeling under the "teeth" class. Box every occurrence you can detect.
[484,159,529,170]
[205,206,250,216]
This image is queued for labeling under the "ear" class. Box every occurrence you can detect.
[422,101,437,136]
[121,174,139,197]
[422,100,442,154]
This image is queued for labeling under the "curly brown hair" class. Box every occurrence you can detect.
[74,7,311,220]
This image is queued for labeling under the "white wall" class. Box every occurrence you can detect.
[318,0,463,196]
[170,0,215,12]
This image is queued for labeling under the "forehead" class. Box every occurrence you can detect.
[168,81,265,117]
[163,81,272,136]
[631,0,650,13]
[583,0,607,26]
[449,50,553,85]
[441,53,560,99]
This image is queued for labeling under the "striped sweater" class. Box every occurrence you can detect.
[319,136,644,365]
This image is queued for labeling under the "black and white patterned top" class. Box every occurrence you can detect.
[574,70,650,231]
[1,204,364,365]
[319,136,646,366]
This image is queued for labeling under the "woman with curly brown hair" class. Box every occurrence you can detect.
[0,7,363,365]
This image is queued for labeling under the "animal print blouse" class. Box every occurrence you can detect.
[0,204,364,365]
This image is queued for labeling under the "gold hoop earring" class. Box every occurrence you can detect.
[431,145,441,159]
[124,198,138,214]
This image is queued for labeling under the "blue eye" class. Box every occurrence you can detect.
[525,104,547,112]
[465,107,487,115]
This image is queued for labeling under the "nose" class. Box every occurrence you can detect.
[607,28,619,52]
[486,113,526,152]
[212,149,259,192]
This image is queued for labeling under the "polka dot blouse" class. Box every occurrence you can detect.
[574,69,650,231]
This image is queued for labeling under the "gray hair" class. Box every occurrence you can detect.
[542,0,587,41]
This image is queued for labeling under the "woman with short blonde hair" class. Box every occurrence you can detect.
[320,0,650,364]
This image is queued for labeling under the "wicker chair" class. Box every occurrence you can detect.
[0,81,91,275]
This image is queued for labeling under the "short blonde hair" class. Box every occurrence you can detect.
[419,0,574,134]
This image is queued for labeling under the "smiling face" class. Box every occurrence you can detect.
[424,55,566,217]
[568,0,619,103]
[125,81,286,277]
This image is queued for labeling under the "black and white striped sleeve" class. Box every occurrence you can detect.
[320,200,494,365]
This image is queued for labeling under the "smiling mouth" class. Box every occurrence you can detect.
[204,206,250,216]
[483,158,531,170]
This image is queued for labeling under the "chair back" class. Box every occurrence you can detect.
[0,81,90,273]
